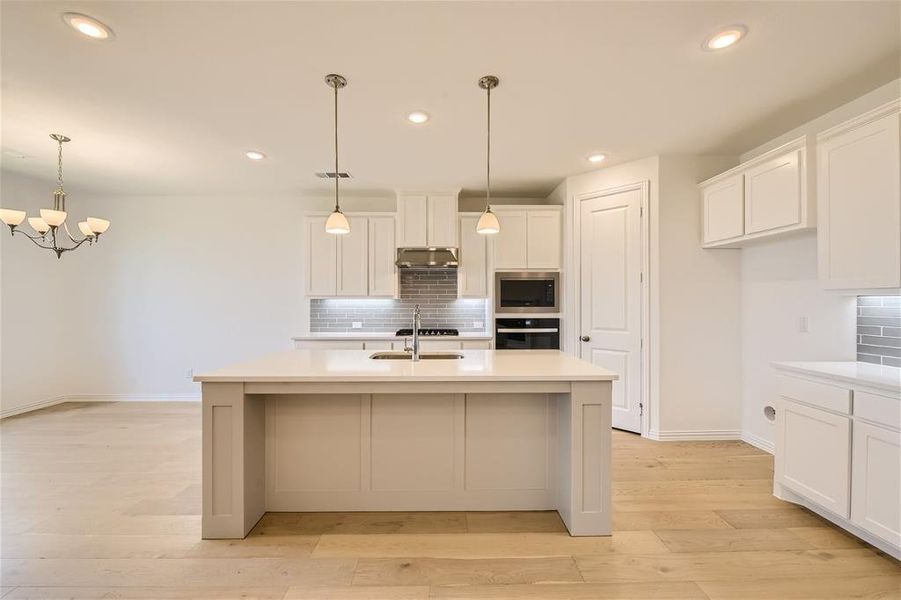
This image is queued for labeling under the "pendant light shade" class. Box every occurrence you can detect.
[477,75,500,235]
[476,208,500,234]
[325,209,350,235]
[325,74,350,235]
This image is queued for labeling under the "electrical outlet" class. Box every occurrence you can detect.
[473,321,484,329]
[186,368,194,380]
[352,321,363,329]
[799,316,809,333]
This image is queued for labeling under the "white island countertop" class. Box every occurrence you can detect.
[773,361,900,394]
[195,349,617,383]
[293,332,493,341]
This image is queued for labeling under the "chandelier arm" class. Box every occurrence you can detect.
[12,229,55,251]
[61,222,89,244]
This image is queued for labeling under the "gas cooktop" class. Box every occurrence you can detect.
[395,328,459,337]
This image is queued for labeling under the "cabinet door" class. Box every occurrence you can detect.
[775,399,851,517]
[702,175,744,244]
[459,214,488,297]
[397,195,428,247]
[818,111,901,290]
[337,216,368,296]
[305,216,337,296]
[851,420,901,547]
[527,210,562,269]
[369,216,396,297]
[744,149,803,234]
[427,194,458,247]
[493,210,528,269]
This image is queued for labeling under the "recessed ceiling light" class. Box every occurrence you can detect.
[587,153,606,164]
[704,25,747,51]
[245,151,266,160]
[407,111,430,124]
[62,13,114,41]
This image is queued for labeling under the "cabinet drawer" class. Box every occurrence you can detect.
[854,389,901,430]
[778,375,851,414]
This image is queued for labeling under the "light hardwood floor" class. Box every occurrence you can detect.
[1,401,898,599]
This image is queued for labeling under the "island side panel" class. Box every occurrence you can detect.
[557,380,613,536]
[202,382,265,539]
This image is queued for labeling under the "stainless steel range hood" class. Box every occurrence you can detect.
[395,247,459,268]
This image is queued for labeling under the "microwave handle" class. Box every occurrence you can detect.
[496,328,559,333]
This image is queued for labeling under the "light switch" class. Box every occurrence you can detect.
[799,316,809,333]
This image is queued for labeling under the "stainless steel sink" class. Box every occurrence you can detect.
[369,351,464,360]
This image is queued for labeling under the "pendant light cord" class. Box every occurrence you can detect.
[334,82,340,213]
[486,83,491,213]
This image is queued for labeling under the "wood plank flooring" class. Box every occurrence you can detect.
[1,401,898,599]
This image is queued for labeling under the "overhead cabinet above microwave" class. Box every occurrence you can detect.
[699,137,815,248]
[492,206,563,270]
[396,191,459,248]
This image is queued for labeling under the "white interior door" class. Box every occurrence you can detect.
[579,187,643,433]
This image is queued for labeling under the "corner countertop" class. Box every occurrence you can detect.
[195,349,617,383]
[772,361,900,395]
[293,332,493,341]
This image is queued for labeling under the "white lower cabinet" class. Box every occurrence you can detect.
[851,420,901,547]
[775,399,851,518]
[773,369,900,558]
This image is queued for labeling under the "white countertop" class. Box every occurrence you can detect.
[293,332,493,341]
[195,349,617,383]
[773,361,900,395]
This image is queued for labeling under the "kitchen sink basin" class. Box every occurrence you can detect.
[369,351,464,360]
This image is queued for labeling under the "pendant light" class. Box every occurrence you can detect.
[324,74,350,235]
[476,75,500,235]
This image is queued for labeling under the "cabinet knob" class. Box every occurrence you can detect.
[580,335,590,342]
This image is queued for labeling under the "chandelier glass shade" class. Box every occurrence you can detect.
[0,134,110,258]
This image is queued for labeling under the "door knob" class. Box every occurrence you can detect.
[580,335,590,342]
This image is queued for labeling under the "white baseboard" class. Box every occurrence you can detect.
[741,431,775,454]
[0,395,68,419]
[646,429,742,441]
[1,394,200,419]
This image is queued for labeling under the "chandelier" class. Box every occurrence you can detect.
[0,134,110,258]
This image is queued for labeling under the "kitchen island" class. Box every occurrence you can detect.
[194,349,617,539]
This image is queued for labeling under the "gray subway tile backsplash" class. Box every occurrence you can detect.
[310,268,488,333]
[856,296,901,367]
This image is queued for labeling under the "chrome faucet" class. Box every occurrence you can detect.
[411,304,421,361]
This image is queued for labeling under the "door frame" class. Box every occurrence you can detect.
[570,181,651,437]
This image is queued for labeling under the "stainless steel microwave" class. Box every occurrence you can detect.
[495,271,560,313]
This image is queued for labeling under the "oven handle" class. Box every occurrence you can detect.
[496,328,559,333]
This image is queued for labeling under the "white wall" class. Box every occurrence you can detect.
[0,175,398,414]
[0,172,73,416]
[656,155,742,437]
[736,80,898,451]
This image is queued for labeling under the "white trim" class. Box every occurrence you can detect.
[816,99,901,142]
[570,180,651,437]
[646,429,742,441]
[1,395,68,419]
[741,430,775,454]
[1,394,201,419]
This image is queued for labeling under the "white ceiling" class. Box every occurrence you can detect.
[1,1,898,198]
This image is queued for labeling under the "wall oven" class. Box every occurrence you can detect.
[495,271,560,313]
[495,318,560,350]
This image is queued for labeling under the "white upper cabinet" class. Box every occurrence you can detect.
[427,194,458,247]
[305,214,397,298]
[493,206,562,270]
[305,216,338,296]
[744,148,804,234]
[817,102,900,291]
[337,217,369,296]
[699,137,813,248]
[459,213,488,297]
[368,216,396,297]
[527,210,563,269]
[396,194,428,247]
[702,174,744,245]
[396,191,459,247]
